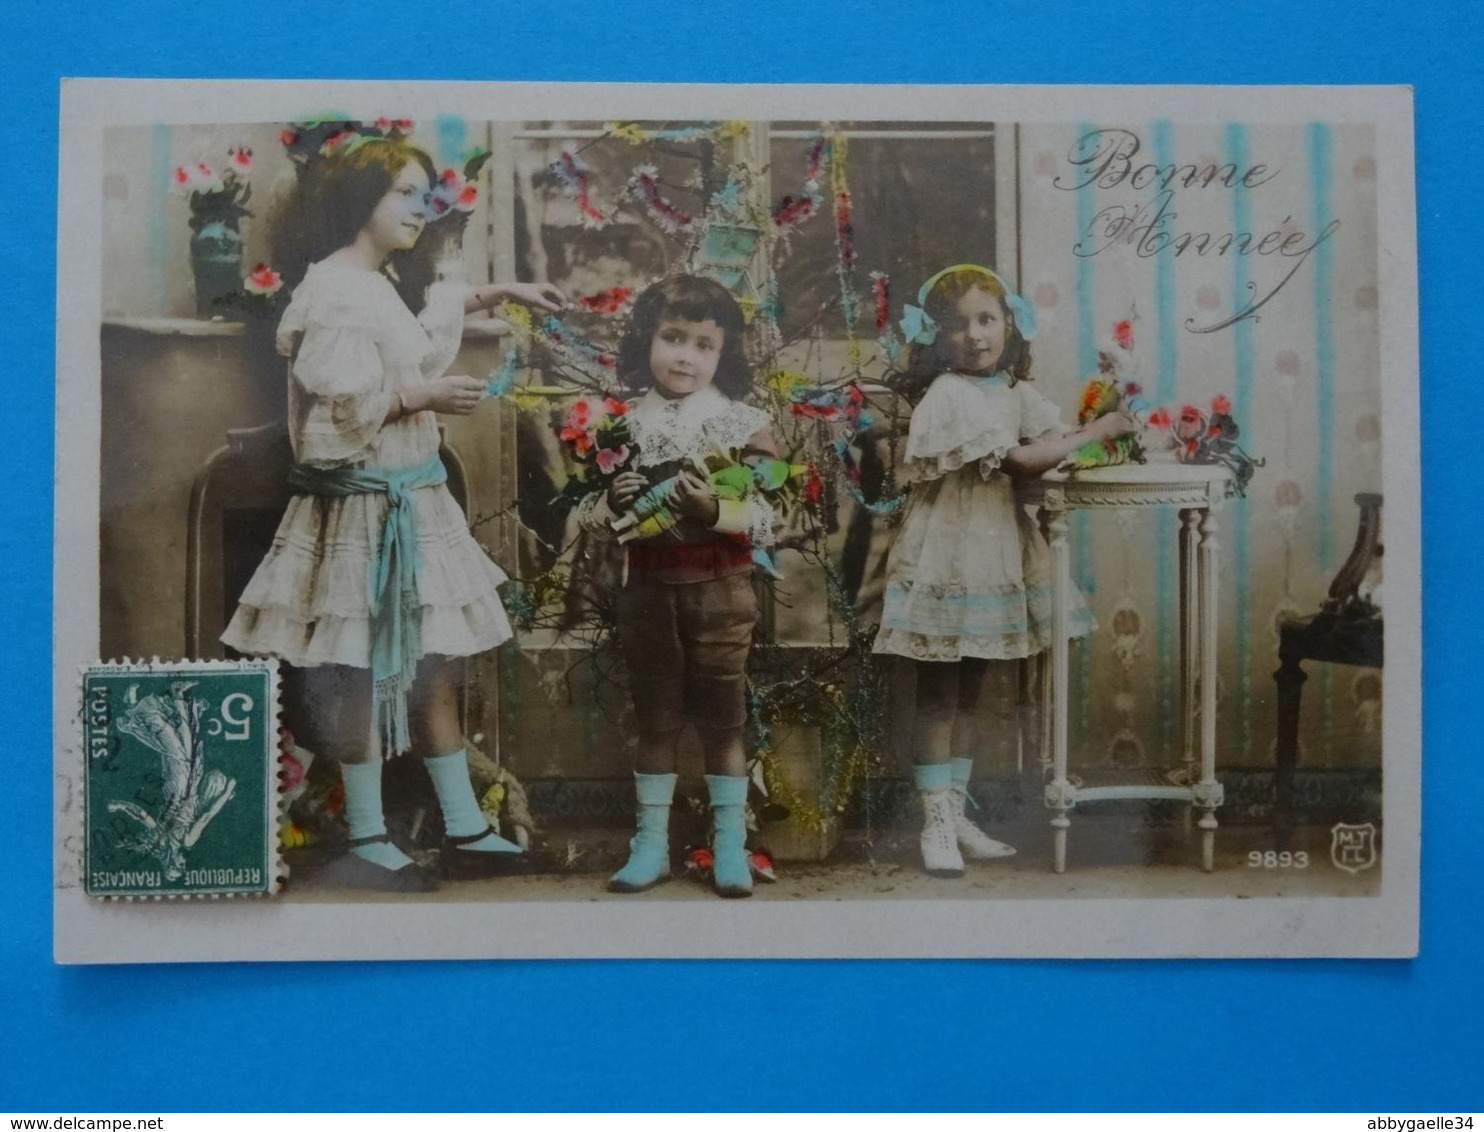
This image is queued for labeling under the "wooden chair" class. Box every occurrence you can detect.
[185,421,471,658]
[1272,493,1384,844]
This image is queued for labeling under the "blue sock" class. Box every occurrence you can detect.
[424,749,522,853]
[340,761,416,870]
[913,762,954,792]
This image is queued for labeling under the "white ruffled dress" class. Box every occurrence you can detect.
[872,372,1095,662]
[221,260,513,667]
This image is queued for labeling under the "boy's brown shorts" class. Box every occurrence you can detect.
[614,571,758,734]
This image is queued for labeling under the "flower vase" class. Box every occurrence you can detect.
[190,221,244,317]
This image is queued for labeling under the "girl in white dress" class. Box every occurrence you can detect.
[872,265,1135,877]
[222,137,565,891]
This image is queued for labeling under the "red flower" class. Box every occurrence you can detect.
[244,263,283,297]
[1148,407,1171,430]
[1212,394,1232,415]
[580,287,635,315]
[559,400,598,453]
[228,147,252,174]
[685,846,715,873]
[1184,439,1200,456]
[321,130,354,154]
[749,847,777,882]
[1123,381,1142,397]
[279,128,298,148]
[1113,319,1134,350]
[1207,423,1223,437]
[602,396,629,416]
[1175,405,1206,441]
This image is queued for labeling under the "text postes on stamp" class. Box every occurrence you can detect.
[81,659,281,898]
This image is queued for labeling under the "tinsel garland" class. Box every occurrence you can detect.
[625,165,693,235]
[542,314,618,373]
[551,150,611,229]
[829,134,862,365]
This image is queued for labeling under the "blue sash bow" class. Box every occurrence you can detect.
[288,454,448,755]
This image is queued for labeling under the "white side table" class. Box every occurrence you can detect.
[1017,463,1237,873]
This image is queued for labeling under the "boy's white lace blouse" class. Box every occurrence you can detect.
[576,384,777,547]
[900,372,1068,482]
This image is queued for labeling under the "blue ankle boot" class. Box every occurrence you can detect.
[706,774,753,899]
[608,772,677,893]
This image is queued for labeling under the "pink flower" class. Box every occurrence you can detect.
[228,147,252,174]
[565,400,593,430]
[602,397,629,416]
[244,263,283,297]
[1212,394,1231,415]
[1123,381,1142,397]
[594,445,631,473]
[1113,319,1134,350]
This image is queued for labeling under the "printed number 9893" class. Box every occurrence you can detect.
[1247,851,1309,868]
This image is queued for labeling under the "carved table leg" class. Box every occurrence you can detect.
[1196,506,1224,872]
[1044,505,1072,873]
[1273,636,1308,852]
[1180,508,1201,781]
[1037,509,1055,782]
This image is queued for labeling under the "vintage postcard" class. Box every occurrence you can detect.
[54,80,1419,960]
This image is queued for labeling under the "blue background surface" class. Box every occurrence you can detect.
[4,0,1479,1112]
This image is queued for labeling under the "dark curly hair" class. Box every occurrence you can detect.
[898,267,1033,400]
[271,137,443,314]
[616,275,753,400]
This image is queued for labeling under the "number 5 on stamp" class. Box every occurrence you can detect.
[81,659,281,898]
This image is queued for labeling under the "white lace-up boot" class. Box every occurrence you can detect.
[914,763,965,878]
[950,757,1017,861]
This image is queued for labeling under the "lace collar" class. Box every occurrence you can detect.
[626,384,768,468]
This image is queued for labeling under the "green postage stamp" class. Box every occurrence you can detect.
[81,659,281,898]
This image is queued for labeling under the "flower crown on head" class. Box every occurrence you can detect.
[899,263,1037,347]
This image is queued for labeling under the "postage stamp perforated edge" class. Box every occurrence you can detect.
[73,656,285,900]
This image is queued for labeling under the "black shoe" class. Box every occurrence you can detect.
[323,836,440,893]
[440,826,539,879]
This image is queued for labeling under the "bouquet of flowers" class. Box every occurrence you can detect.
[1145,395,1265,493]
[173,147,254,236]
[550,396,638,514]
